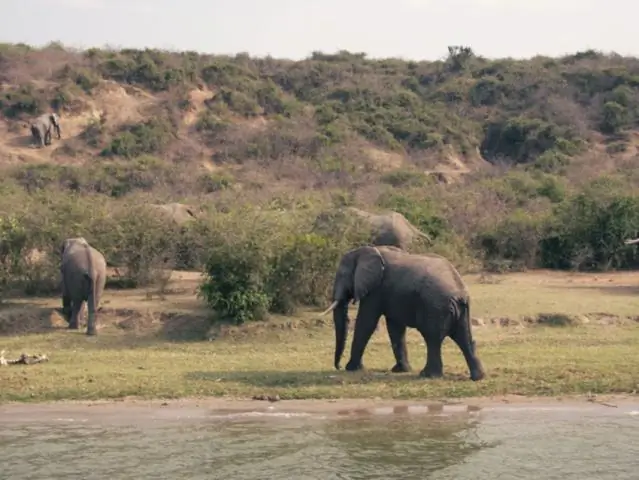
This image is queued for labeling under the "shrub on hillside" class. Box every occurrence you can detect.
[480,117,582,164]
[0,85,46,118]
[102,118,175,158]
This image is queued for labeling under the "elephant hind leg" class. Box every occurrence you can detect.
[61,294,72,323]
[386,319,411,372]
[86,286,97,336]
[449,323,485,381]
[68,300,84,330]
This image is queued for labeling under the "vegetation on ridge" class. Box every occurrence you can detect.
[3,42,639,324]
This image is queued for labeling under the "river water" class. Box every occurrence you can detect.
[1,399,638,479]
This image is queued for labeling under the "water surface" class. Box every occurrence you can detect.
[1,400,638,479]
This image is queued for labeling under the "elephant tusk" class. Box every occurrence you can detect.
[319,300,339,316]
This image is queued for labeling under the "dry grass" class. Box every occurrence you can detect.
[1,269,638,403]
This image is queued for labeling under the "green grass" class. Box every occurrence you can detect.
[1,270,639,404]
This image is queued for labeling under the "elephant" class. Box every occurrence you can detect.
[320,245,485,381]
[148,202,202,227]
[30,113,61,148]
[313,207,432,251]
[59,237,107,336]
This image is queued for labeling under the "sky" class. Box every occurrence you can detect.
[0,0,634,61]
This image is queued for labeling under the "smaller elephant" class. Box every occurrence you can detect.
[30,113,61,148]
[60,237,107,336]
[148,202,202,227]
[313,207,432,251]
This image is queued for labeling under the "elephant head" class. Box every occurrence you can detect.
[320,246,386,370]
[60,237,89,257]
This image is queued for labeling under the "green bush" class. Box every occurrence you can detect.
[475,210,549,271]
[198,238,273,324]
[480,117,581,164]
[0,85,45,118]
[540,187,639,271]
[102,118,175,158]
[197,207,370,324]
[268,233,344,314]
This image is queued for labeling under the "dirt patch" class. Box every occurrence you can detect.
[207,315,331,341]
[109,307,212,341]
[182,87,215,127]
[0,305,68,335]
[365,147,406,171]
[472,312,639,327]
[0,303,212,340]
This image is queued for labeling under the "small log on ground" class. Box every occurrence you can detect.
[0,350,49,366]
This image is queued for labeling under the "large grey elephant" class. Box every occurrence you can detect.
[313,207,432,251]
[60,237,107,336]
[30,113,61,148]
[320,245,485,381]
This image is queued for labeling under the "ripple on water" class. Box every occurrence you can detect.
[0,404,638,479]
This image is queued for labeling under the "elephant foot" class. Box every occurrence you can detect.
[391,362,412,373]
[419,367,443,379]
[470,369,486,382]
[86,328,97,336]
[68,323,79,330]
[345,360,364,372]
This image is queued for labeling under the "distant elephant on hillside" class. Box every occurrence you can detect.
[59,237,107,336]
[30,113,61,148]
[148,202,202,227]
[313,207,432,251]
[320,245,485,381]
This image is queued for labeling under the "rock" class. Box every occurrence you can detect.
[471,317,485,327]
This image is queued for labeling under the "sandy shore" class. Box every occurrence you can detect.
[1,393,638,424]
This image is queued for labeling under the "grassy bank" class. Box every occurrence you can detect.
[1,270,638,403]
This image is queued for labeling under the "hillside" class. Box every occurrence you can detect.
[3,44,639,183]
[3,42,639,307]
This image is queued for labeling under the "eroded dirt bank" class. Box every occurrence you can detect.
[1,394,638,425]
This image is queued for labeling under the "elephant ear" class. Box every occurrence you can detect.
[353,247,385,302]
[60,239,71,256]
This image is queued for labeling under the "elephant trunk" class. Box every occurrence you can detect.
[333,302,349,370]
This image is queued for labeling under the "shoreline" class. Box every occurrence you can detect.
[1,393,638,416]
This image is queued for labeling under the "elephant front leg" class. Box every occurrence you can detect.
[345,300,382,372]
[386,320,412,372]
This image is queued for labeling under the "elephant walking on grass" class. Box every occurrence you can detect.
[60,237,107,336]
[320,245,485,381]
[30,113,61,148]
